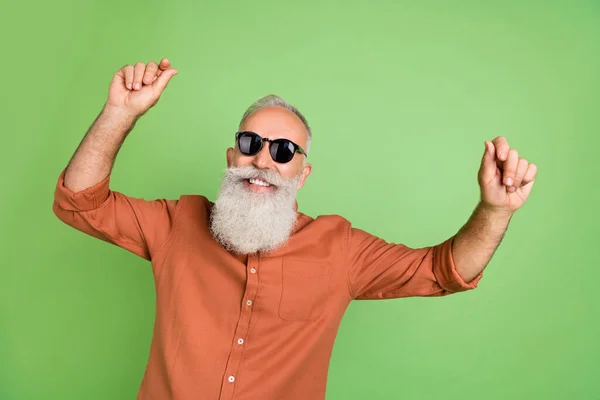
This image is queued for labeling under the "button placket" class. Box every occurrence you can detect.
[219,254,261,398]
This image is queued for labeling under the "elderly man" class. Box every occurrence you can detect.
[53,58,537,400]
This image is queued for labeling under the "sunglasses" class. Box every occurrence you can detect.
[235,131,307,164]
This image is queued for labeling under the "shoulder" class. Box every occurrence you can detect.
[173,194,214,218]
[179,194,213,207]
[298,212,352,235]
[313,213,351,226]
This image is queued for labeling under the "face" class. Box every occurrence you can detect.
[210,106,313,255]
[226,106,312,192]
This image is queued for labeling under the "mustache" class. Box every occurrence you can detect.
[225,165,298,188]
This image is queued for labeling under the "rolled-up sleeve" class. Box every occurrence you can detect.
[346,226,482,300]
[52,168,179,261]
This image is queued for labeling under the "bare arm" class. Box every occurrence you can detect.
[63,58,178,192]
[64,106,137,192]
[451,137,538,283]
[452,202,513,282]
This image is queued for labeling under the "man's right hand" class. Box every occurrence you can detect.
[105,58,178,119]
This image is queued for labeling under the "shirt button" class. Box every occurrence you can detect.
[250,268,256,274]
[246,300,252,306]
[228,376,235,383]
[238,338,244,345]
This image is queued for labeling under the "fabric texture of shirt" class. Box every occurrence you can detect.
[52,169,482,400]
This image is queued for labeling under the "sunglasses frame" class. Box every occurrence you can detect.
[235,131,307,163]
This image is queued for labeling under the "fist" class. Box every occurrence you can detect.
[105,58,178,119]
[478,136,538,214]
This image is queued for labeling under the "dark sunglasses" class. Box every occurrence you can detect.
[235,131,307,164]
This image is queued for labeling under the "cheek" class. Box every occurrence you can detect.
[276,163,301,180]
[232,155,254,168]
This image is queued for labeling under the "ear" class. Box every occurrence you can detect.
[226,147,234,167]
[296,163,313,190]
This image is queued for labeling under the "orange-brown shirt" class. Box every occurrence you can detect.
[52,169,482,400]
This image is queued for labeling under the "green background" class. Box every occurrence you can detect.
[2,0,599,399]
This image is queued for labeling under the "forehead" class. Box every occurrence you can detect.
[240,106,309,148]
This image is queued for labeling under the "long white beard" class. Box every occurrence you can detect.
[209,165,301,255]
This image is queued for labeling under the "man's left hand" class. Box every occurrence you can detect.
[478,136,538,214]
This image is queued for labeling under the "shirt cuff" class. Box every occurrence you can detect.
[434,235,483,292]
[53,168,111,212]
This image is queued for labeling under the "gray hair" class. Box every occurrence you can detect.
[239,94,312,155]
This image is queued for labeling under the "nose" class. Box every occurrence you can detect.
[252,143,274,170]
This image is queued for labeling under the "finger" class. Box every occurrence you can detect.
[503,148,518,186]
[522,163,537,185]
[143,61,159,85]
[158,58,171,71]
[121,65,134,90]
[492,136,510,161]
[133,62,146,90]
[112,69,126,90]
[513,158,528,189]
[157,58,171,77]
[153,68,178,95]
[479,141,497,185]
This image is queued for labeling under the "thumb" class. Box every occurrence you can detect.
[520,179,535,199]
[154,69,178,94]
[479,141,497,184]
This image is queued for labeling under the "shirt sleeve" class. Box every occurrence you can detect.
[52,168,179,261]
[346,226,482,300]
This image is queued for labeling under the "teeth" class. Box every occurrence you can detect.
[249,178,271,187]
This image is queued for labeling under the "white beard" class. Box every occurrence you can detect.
[209,165,301,255]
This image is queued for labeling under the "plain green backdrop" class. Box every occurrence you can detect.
[1,0,599,399]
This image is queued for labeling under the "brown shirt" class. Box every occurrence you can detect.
[52,169,482,400]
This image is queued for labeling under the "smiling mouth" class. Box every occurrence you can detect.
[247,178,271,187]
[244,178,276,191]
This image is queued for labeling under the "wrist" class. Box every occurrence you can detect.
[101,103,140,123]
[477,201,514,221]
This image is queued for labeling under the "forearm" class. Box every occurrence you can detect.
[64,104,137,192]
[451,202,513,282]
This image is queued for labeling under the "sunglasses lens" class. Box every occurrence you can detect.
[238,132,262,155]
[270,140,296,163]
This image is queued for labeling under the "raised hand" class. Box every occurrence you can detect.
[105,58,178,119]
[478,136,538,214]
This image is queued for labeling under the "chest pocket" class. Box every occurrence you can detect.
[278,259,331,322]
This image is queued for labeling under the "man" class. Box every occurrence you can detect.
[53,58,537,400]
